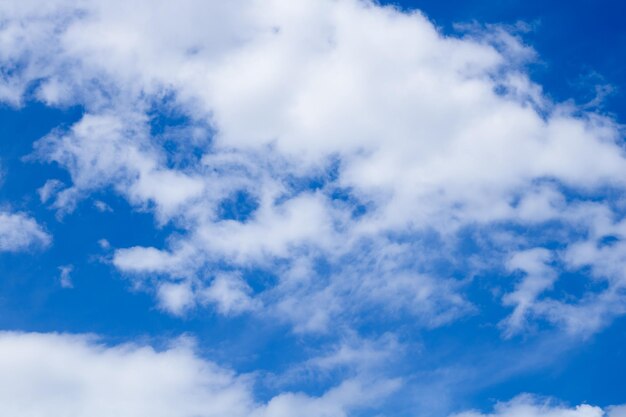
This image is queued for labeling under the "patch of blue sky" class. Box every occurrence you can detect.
[148,94,214,169]
[218,189,260,222]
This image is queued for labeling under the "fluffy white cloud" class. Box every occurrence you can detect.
[156,281,196,315]
[2,0,626,336]
[0,331,395,417]
[0,211,51,252]
[0,332,252,417]
[33,112,206,219]
[200,273,258,315]
[452,395,626,417]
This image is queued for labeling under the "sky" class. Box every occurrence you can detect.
[0,0,625,416]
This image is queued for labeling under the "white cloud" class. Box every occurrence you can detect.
[33,112,206,220]
[257,378,398,417]
[2,0,626,335]
[0,211,51,252]
[157,281,196,316]
[501,248,556,336]
[200,273,258,316]
[37,179,64,203]
[97,238,110,249]
[490,202,626,337]
[298,332,402,377]
[59,264,74,288]
[609,405,626,417]
[0,331,252,417]
[93,200,112,212]
[452,395,610,417]
[0,331,395,417]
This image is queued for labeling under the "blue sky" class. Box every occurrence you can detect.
[0,1,625,416]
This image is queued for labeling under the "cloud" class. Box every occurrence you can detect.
[2,0,626,336]
[93,200,113,212]
[451,395,616,417]
[501,248,557,336]
[32,112,205,219]
[37,179,64,203]
[0,331,396,417]
[609,406,626,417]
[295,332,403,378]
[58,264,74,288]
[0,332,252,417]
[0,211,51,252]
[200,273,258,316]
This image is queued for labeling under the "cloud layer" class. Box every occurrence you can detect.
[2,0,626,339]
[0,331,398,417]
[0,1,625,416]
[0,332,622,417]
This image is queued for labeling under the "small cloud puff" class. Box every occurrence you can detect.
[58,264,74,288]
[0,211,51,252]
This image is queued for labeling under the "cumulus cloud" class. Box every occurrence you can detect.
[0,211,51,252]
[0,331,396,417]
[200,273,258,316]
[1,0,625,336]
[32,112,206,219]
[452,395,622,417]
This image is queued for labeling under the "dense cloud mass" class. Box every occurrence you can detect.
[0,0,625,415]
[4,0,625,335]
